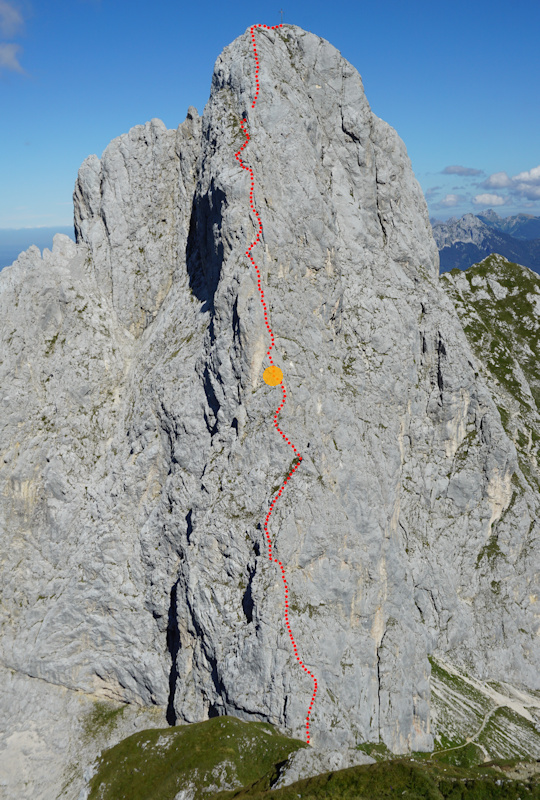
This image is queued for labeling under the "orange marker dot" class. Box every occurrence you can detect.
[263,365,283,386]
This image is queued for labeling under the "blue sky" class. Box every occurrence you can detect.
[1,0,539,228]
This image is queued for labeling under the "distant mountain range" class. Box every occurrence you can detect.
[431,210,540,274]
[476,208,540,239]
[0,226,75,271]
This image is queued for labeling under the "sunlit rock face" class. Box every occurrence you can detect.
[0,23,538,800]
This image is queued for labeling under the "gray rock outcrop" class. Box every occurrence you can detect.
[0,23,538,799]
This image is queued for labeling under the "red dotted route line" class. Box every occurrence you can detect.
[234,23,318,745]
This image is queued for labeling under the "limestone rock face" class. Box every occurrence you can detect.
[73,111,202,337]
[0,23,538,799]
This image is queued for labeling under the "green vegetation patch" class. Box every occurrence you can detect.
[475,533,505,566]
[355,741,393,760]
[44,330,60,356]
[443,253,540,492]
[431,742,485,769]
[218,757,540,799]
[82,700,127,744]
[88,715,306,800]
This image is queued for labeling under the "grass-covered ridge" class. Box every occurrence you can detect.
[86,710,540,800]
[441,253,540,491]
[221,758,540,799]
[87,715,307,800]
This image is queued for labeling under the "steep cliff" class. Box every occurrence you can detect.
[0,23,538,799]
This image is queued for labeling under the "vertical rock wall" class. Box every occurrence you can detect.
[0,25,538,798]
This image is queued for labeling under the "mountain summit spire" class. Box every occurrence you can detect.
[0,24,538,798]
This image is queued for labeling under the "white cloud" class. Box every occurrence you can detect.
[0,41,24,72]
[438,194,463,207]
[0,1,23,37]
[483,171,512,188]
[442,165,483,176]
[473,193,506,206]
[512,165,540,184]
[514,183,540,200]
[480,165,540,204]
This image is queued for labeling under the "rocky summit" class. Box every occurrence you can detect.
[0,24,539,800]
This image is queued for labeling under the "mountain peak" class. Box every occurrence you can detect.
[1,24,539,799]
[477,208,501,222]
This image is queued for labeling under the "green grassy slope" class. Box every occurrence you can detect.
[87,715,307,800]
[441,253,540,491]
[86,713,540,800]
[219,758,540,799]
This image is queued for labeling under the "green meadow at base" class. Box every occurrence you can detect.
[87,713,540,800]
